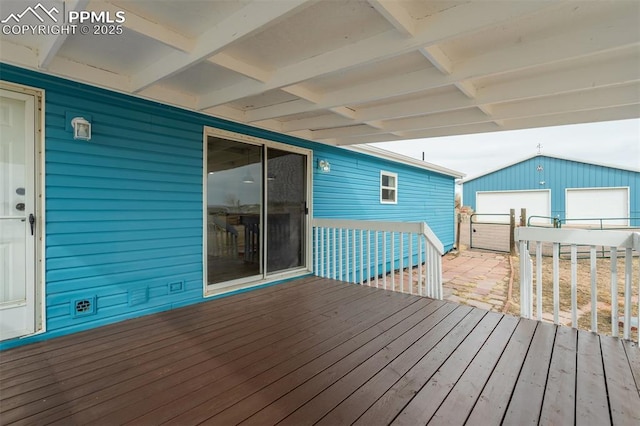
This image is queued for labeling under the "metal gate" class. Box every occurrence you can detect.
[469,213,512,252]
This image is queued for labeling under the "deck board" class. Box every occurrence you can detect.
[465,319,538,424]
[575,330,611,426]
[539,326,577,425]
[601,335,640,424]
[623,339,640,397]
[502,320,557,425]
[428,314,520,425]
[1,277,638,425]
[391,311,503,425]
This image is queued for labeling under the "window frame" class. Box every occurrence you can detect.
[380,170,398,204]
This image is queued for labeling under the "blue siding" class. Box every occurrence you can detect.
[462,155,640,225]
[311,148,455,284]
[312,149,455,248]
[0,63,454,349]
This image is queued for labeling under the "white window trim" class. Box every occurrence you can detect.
[380,171,398,204]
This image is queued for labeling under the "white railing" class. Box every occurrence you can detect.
[516,227,640,341]
[312,219,444,299]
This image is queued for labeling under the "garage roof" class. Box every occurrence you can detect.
[462,153,640,183]
[1,0,639,146]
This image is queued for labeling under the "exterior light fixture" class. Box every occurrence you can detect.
[242,149,254,183]
[71,117,91,140]
[317,159,331,173]
[242,173,255,184]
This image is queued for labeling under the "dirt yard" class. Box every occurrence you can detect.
[508,252,639,337]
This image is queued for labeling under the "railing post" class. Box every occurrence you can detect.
[510,209,516,255]
[314,226,318,276]
[610,247,618,337]
[624,247,632,340]
[590,246,597,331]
[519,239,530,318]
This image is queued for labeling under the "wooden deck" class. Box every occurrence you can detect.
[1,276,638,425]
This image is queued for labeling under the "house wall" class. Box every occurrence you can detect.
[0,64,454,348]
[462,156,640,226]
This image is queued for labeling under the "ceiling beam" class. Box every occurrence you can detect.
[243,9,638,123]
[202,105,246,123]
[244,67,444,121]
[100,1,194,52]
[282,113,355,132]
[281,84,323,104]
[328,104,639,145]
[312,83,640,139]
[419,45,452,74]
[131,0,313,92]
[39,0,89,69]
[419,45,494,118]
[207,53,271,82]
[197,1,560,109]
[1,40,39,69]
[282,51,640,132]
[242,2,636,128]
[316,52,640,126]
[367,0,416,37]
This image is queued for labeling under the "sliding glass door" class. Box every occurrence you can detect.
[266,148,306,274]
[206,138,263,285]
[206,133,308,290]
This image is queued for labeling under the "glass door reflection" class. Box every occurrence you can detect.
[207,137,262,285]
[266,148,306,274]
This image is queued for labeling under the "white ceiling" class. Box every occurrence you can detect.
[1,0,638,146]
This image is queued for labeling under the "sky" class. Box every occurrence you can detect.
[371,118,640,180]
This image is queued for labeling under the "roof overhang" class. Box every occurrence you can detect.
[1,0,638,146]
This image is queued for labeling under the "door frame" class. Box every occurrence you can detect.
[202,127,313,297]
[0,81,46,339]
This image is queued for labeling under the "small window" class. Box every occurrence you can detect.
[380,171,397,204]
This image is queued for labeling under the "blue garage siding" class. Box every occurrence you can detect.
[1,63,455,348]
[462,155,640,225]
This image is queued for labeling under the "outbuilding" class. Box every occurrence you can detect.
[462,154,640,227]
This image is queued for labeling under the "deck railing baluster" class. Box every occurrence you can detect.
[624,247,632,340]
[571,244,577,327]
[610,247,618,337]
[399,233,404,293]
[590,245,597,331]
[515,227,639,342]
[536,242,543,320]
[391,232,395,292]
[553,242,560,325]
[311,219,444,299]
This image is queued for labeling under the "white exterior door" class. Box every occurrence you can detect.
[0,88,36,341]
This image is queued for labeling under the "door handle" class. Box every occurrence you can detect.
[29,213,36,236]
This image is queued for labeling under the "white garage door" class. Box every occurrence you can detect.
[565,187,629,227]
[476,190,551,224]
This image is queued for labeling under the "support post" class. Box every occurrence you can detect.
[509,208,516,255]
[455,212,461,250]
[520,208,527,227]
